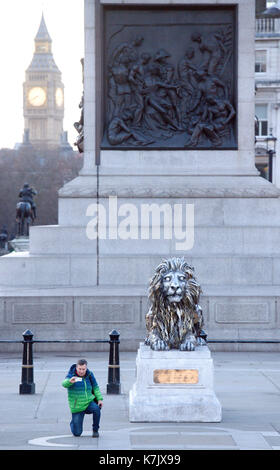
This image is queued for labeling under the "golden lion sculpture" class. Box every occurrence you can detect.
[144,257,207,351]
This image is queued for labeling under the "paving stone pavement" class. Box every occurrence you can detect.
[1,349,280,451]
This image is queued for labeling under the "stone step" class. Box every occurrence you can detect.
[29,224,280,256]
[0,251,280,288]
[0,252,97,287]
[58,194,280,227]
[97,254,280,287]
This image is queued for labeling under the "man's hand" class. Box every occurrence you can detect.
[98,400,103,409]
[69,377,76,384]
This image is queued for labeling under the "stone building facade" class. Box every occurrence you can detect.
[255,1,280,186]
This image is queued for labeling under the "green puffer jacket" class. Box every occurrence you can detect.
[62,363,103,413]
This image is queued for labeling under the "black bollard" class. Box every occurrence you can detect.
[107,329,121,394]
[19,329,35,394]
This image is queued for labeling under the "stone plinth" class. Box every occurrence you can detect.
[129,343,222,422]
[1,0,280,352]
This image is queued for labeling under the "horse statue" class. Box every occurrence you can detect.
[16,202,34,237]
[16,183,37,237]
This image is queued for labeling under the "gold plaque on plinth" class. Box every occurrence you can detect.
[153,369,199,384]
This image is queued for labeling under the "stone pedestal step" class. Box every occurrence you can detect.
[0,251,280,288]
[28,224,280,256]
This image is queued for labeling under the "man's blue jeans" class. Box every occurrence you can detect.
[70,401,101,436]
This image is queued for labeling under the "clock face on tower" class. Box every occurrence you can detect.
[55,87,64,107]
[28,87,47,107]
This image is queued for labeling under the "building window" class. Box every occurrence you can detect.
[255,50,267,73]
[255,104,268,137]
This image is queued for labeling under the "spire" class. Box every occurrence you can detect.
[35,13,52,42]
[27,13,59,72]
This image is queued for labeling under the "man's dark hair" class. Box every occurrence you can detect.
[77,359,87,366]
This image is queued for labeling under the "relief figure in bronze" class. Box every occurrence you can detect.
[103,9,236,150]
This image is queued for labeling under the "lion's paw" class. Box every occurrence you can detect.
[180,341,196,351]
[197,337,207,346]
[151,339,170,351]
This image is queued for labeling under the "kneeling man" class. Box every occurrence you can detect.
[62,359,103,438]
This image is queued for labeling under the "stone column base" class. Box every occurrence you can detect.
[129,343,222,422]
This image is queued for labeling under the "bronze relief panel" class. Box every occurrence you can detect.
[101,6,237,150]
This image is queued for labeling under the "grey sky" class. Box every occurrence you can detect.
[0,0,84,149]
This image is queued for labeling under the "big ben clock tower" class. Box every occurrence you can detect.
[23,14,64,147]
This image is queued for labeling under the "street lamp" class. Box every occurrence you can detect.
[265,130,277,183]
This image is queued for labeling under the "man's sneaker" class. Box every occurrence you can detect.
[92,431,99,438]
